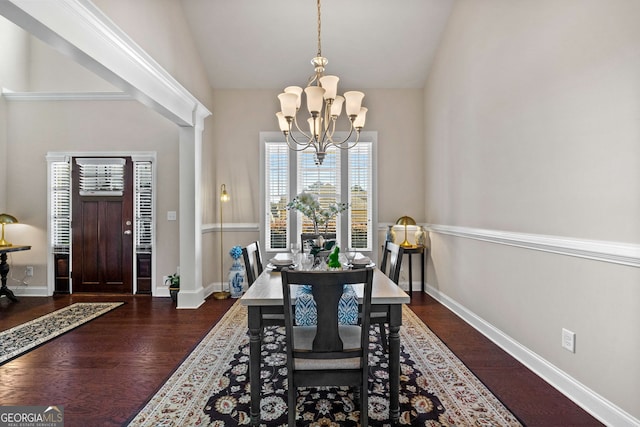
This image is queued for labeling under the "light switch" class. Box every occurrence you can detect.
[167,211,177,221]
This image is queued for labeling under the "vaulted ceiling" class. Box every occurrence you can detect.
[180,0,454,90]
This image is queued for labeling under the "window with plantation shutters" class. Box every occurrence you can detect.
[135,162,153,252]
[51,161,71,254]
[75,158,125,196]
[348,143,373,250]
[297,148,342,235]
[49,156,154,254]
[265,143,289,250]
[262,132,376,254]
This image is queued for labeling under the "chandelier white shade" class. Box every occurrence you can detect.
[275,0,368,165]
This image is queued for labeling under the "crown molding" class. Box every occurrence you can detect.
[2,89,132,102]
[0,0,210,126]
[428,224,640,268]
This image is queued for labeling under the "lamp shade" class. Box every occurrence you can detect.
[0,213,18,225]
[395,216,416,248]
[0,213,18,247]
[220,184,230,202]
[395,216,416,226]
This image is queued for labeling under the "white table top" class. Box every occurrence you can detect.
[240,267,410,306]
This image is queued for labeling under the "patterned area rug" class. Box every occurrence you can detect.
[0,302,124,365]
[128,302,522,426]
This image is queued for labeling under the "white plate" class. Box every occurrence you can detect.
[266,263,296,270]
[269,257,294,266]
[349,262,375,269]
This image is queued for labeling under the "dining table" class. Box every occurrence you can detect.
[240,255,410,426]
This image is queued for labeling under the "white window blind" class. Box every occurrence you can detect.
[76,158,125,196]
[298,148,340,235]
[263,133,375,254]
[49,157,154,254]
[348,143,372,249]
[265,143,289,250]
[135,162,153,252]
[51,161,71,254]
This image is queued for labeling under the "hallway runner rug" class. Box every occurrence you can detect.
[0,302,124,365]
[128,301,521,427]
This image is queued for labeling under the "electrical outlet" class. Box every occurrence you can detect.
[562,328,575,353]
[26,266,34,277]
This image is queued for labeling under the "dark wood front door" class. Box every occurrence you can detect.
[71,157,133,293]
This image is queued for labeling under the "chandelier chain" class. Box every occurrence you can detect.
[316,0,322,58]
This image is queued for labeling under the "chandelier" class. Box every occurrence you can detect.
[275,0,367,165]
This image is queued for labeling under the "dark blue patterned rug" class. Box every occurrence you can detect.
[203,325,446,426]
[128,302,522,427]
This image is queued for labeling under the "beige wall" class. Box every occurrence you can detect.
[0,16,30,211]
[0,0,214,293]
[425,0,640,419]
[205,88,426,285]
[5,100,180,291]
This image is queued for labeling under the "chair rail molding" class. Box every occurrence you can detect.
[202,223,260,233]
[428,224,640,268]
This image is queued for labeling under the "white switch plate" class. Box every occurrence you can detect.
[167,211,177,221]
[562,328,575,353]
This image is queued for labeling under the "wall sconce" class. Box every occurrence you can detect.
[0,213,18,247]
[395,216,416,248]
[213,184,231,300]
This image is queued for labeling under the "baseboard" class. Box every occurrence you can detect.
[425,284,640,427]
[10,285,48,297]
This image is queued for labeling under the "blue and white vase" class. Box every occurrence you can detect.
[229,259,245,298]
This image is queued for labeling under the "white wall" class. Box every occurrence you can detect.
[424,0,640,422]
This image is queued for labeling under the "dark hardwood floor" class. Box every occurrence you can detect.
[0,292,602,427]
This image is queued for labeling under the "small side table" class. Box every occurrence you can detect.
[401,245,426,293]
[0,245,31,303]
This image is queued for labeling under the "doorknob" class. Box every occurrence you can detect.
[124,230,132,235]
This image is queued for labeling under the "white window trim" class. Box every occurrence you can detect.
[259,131,378,261]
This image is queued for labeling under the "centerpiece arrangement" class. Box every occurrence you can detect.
[287,192,348,257]
[287,191,348,235]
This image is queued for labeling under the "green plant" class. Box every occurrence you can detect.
[165,273,180,289]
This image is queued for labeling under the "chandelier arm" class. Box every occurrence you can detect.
[291,115,312,140]
[285,134,315,152]
[333,132,361,151]
[325,116,337,140]
[329,124,359,148]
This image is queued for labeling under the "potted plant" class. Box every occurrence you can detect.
[165,273,180,304]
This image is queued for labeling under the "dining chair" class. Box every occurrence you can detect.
[242,241,263,286]
[374,241,404,351]
[281,267,374,427]
[242,241,283,330]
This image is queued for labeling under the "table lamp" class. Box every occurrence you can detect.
[395,216,416,248]
[213,184,231,300]
[0,213,18,247]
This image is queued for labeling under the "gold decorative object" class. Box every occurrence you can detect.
[213,184,231,300]
[395,216,416,248]
[0,213,18,247]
